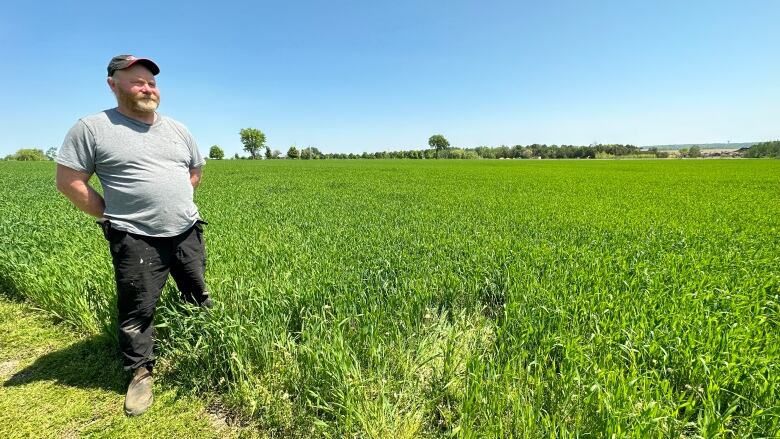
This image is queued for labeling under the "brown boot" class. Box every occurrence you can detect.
[124,365,154,416]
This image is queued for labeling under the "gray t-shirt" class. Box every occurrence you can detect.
[58,108,205,237]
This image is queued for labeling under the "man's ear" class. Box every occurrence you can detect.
[107,76,116,91]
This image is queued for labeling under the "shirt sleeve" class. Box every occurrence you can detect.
[185,129,205,169]
[56,120,96,174]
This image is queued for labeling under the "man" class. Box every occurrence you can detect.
[56,55,211,417]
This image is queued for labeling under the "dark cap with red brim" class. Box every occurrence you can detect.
[107,54,160,76]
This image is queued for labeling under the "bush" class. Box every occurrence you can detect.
[5,148,48,161]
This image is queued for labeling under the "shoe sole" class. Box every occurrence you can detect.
[124,394,154,417]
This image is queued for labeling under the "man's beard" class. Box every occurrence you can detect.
[134,96,159,113]
[117,89,159,114]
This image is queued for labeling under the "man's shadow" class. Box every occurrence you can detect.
[3,334,126,394]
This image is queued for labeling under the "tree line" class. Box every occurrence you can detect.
[743,141,780,158]
[313,143,664,160]
[209,130,670,160]
[3,148,57,161]
[5,133,777,161]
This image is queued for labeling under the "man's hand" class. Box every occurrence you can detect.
[55,164,106,218]
[189,167,202,189]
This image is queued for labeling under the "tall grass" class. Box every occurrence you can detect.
[1,159,778,437]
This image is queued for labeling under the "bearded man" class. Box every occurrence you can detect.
[55,55,211,417]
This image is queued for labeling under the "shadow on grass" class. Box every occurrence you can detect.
[3,334,126,394]
[0,273,25,303]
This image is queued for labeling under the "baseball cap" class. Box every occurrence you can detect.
[107,55,160,76]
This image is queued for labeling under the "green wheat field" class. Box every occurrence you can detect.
[1,159,778,437]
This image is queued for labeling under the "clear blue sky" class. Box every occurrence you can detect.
[2,1,778,157]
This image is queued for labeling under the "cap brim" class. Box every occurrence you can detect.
[126,58,160,75]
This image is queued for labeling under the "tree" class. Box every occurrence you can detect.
[209,145,224,160]
[688,146,702,158]
[428,134,450,151]
[5,148,48,161]
[239,128,266,159]
[264,146,272,160]
[744,141,780,158]
[45,147,58,161]
[272,149,281,159]
[287,146,299,159]
[300,147,322,160]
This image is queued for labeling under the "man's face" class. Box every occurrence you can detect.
[108,64,160,114]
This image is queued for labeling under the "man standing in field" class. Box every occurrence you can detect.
[55,55,211,417]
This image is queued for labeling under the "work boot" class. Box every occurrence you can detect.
[124,365,153,416]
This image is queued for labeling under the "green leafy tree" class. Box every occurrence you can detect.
[300,147,323,160]
[688,146,702,158]
[428,134,450,151]
[287,146,300,159]
[264,146,272,160]
[45,147,58,161]
[239,128,266,159]
[6,148,48,161]
[209,145,224,160]
[744,141,780,158]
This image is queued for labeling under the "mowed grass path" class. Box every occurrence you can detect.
[1,159,778,437]
[0,296,249,438]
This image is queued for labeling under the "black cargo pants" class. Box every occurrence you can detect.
[100,220,211,371]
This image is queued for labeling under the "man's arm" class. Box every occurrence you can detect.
[190,167,202,189]
[56,164,105,218]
